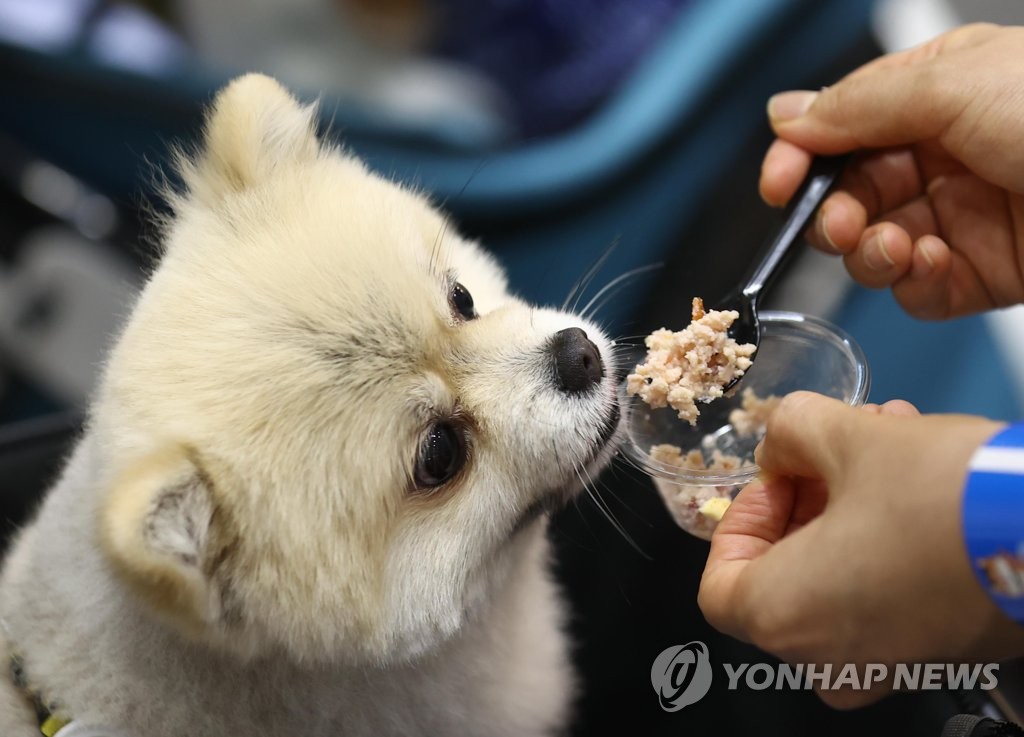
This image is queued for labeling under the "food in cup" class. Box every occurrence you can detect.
[728,388,782,437]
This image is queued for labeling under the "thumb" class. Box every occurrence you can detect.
[767,64,960,154]
[755,391,857,483]
[698,477,795,640]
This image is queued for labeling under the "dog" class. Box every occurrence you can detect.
[0,74,622,735]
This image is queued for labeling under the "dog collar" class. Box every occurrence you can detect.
[1,617,75,736]
[8,650,73,736]
[2,621,132,737]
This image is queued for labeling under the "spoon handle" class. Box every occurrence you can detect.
[740,154,848,305]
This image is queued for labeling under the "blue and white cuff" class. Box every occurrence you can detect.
[963,422,1024,623]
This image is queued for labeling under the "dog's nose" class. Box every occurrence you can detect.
[550,327,603,393]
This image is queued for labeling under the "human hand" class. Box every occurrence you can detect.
[760,23,1024,320]
[697,392,1024,708]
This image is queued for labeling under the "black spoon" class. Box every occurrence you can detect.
[720,154,848,394]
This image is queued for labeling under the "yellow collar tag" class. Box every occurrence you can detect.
[41,713,73,737]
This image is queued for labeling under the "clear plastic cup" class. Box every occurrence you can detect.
[622,311,870,540]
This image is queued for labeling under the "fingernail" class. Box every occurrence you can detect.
[817,208,840,253]
[926,176,947,197]
[767,91,818,123]
[863,231,896,271]
[759,180,784,208]
[911,238,938,278]
[919,241,936,268]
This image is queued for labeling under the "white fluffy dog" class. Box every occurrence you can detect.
[0,75,622,736]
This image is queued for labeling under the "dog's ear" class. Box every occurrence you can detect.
[100,446,232,638]
[185,73,320,203]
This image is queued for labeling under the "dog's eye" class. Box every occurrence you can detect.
[414,422,466,488]
[450,282,476,321]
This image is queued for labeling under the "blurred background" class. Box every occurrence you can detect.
[2,0,1024,734]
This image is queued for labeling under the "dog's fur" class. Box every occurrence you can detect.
[0,75,621,735]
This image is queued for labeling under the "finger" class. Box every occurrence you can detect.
[927,174,1023,310]
[804,149,928,255]
[699,478,796,638]
[891,234,955,319]
[863,398,921,418]
[784,477,829,535]
[899,240,1005,320]
[766,63,963,153]
[842,195,945,294]
[842,223,914,288]
[808,191,865,255]
[838,23,997,82]
[810,151,918,255]
[754,391,853,482]
[876,195,940,243]
[760,138,812,207]
[712,475,827,547]
[877,398,921,417]
[764,144,924,222]
[708,478,796,561]
[850,148,925,214]
[765,23,1003,155]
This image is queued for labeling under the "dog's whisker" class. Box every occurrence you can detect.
[591,473,653,527]
[586,293,637,327]
[578,263,661,321]
[457,158,490,200]
[576,468,614,528]
[429,218,454,279]
[562,244,608,312]
[610,346,639,362]
[569,491,608,550]
[548,508,600,554]
[611,440,651,477]
[613,446,672,486]
[572,238,621,314]
[579,478,649,559]
[561,237,619,313]
[576,466,649,558]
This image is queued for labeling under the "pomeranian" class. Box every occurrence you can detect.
[0,74,622,736]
